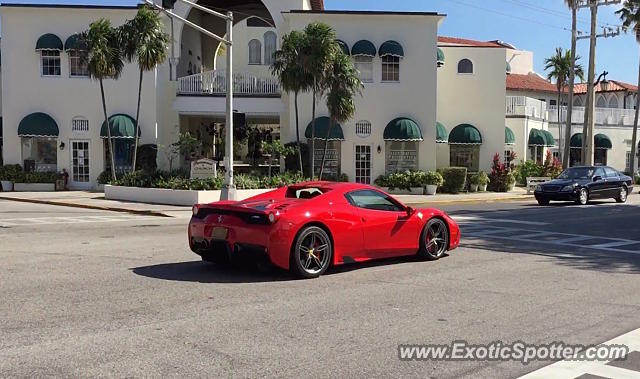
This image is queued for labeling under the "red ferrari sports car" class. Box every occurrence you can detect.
[189,181,460,278]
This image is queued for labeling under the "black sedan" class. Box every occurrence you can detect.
[534,166,634,206]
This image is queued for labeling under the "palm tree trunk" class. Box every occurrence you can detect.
[318,117,334,180]
[630,52,640,177]
[100,79,117,181]
[557,90,562,161]
[310,86,316,179]
[131,68,143,173]
[564,5,577,169]
[294,91,303,173]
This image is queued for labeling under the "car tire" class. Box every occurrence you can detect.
[290,226,332,279]
[537,199,549,206]
[616,186,628,203]
[418,218,449,261]
[576,188,589,205]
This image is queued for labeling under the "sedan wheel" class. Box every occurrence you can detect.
[419,218,449,261]
[291,226,332,279]
[576,188,589,205]
[616,187,628,203]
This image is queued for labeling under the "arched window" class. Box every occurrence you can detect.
[263,31,277,65]
[596,95,607,108]
[609,95,619,109]
[573,96,583,107]
[248,39,262,65]
[457,59,473,74]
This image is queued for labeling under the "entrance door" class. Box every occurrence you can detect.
[70,140,90,188]
[355,145,372,184]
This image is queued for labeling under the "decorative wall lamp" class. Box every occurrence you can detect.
[377,145,382,154]
[59,142,65,150]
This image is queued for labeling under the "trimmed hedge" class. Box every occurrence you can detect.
[439,167,467,194]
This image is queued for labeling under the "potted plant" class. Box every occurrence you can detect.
[468,173,479,192]
[424,171,443,195]
[0,164,24,192]
[408,171,426,195]
[471,172,490,192]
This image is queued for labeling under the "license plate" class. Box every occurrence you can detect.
[211,227,228,240]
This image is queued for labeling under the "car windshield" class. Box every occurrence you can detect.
[557,167,595,180]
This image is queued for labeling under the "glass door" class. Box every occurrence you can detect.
[355,145,371,184]
[71,140,90,187]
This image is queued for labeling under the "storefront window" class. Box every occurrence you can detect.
[450,145,479,172]
[594,149,608,166]
[386,141,418,174]
[529,146,544,164]
[105,139,134,174]
[570,148,582,167]
[312,140,341,178]
[21,137,57,172]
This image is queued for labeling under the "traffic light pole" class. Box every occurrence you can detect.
[145,0,236,200]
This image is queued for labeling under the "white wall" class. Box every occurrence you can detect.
[506,49,533,75]
[282,12,441,181]
[1,6,158,188]
[438,45,507,172]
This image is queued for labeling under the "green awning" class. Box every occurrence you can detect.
[437,48,445,67]
[336,39,350,55]
[449,124,482,145]
[35,33,63,51]
[351,40,376,57]
[505,126,515,145]
[304,117,344,141]
[594,133,612,149]
[100,114,140,139]
[18,113,59,137]
[378,40,404,57]
[506,61,512,74]
[436,122,448,143]
[64,34,87,51]
[570,133,583,148]
[384,117,423,141]
[528,128,555,147]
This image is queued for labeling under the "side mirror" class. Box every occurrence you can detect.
[406,206,415,216]
[593,175,602,182]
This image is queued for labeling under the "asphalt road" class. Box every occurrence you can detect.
[1,194,640,378]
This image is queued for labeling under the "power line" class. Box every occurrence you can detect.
[499,0,622,30]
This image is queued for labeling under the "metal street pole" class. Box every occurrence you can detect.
[221,11,237,200]
[582,1,597,166]
[563,1,578,169]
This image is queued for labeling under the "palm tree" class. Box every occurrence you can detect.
[544,47,584,162]
[271,30,312,174]
[319,53,363,179]
[564,0,579,169]
[617,0,640,176]
[302,22,339,178]
[83,19,124,181]
[121,6,169,172]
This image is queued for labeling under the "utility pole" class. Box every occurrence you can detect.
[563,0,578,169]
[146,0,236,200]
[576,0,621,166]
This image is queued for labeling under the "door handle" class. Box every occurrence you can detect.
[361,217,367,223]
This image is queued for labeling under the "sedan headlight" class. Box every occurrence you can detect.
[535,185,542,192]
[561,184,577,192]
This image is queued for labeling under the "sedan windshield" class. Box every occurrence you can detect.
[557,167,595,180]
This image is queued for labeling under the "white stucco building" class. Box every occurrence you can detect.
[1,0,637,189]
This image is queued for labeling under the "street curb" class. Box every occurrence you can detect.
[0,196,172,218]
[402,195,533,206]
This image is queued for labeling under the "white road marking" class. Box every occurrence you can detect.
[0,215,160,227]
[519,328,640,378]
[452,215,549,226]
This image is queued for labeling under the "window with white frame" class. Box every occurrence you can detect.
[381,56,400,82]
[355,120,372,138]
[69,50,89,77]
[263,31,277,65]
[385,141,418,173]
[41,50,61,76]
[354,56,373,82]
[457,58,473,74]
[504,149,513,164]
[450,145,480,172]
[72,117,89,134]
[248,39,262,64]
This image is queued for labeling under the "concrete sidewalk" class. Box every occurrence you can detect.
[0,187,533,217]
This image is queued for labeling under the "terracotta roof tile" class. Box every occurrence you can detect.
[573,80,638,94]
[506,73,558,93]
[437,36,505,48]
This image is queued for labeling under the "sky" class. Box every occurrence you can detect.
[326,0,637,84]
[0,0,636,84]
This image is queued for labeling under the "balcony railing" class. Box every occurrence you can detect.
[177,70,281,96]
[506,96,548,119]
[548,105,636,125]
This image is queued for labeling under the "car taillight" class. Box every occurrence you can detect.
[192,204,200,216]
[268,211,281,224]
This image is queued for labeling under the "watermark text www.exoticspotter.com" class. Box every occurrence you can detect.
[398,341,629,364]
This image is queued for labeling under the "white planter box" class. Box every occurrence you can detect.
[425,185,438,195]
[385,187,424,195]
[104,185,272,206]
[1,181,13,192]
[14,183,56,192]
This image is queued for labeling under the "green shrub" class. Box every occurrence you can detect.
[284,142,309,175]
[374,171,426,190]
[136,144,158,172]
[0,164,24,182]
[22,171,60,183]
[322,172,349,182]
[488,154,516,192]
[469,171,490,186]
[440,167,467,193]
[514,160,543,186]
[424,171,444,186]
